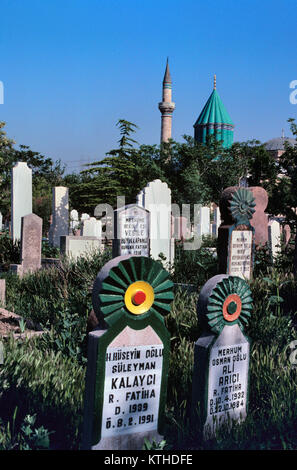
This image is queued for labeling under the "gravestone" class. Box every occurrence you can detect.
[49,187,69,247]
[249,186,269,247]
[0,212,2,231]
[81,213,90,223]
[82,255,174,450]
[192,274,252,439]
[173,216,189,241]
[136,180,174,266]
[268,219,281,260]
[10,214,42,276]
[113,204,150,258]
[70,209,79,234]
[283,224,291,246]
[198,206,210,237]
[11,162,32,242]
[60,235,102,260]
[220,186,268,248]
[218,188,255,279]
[82,217,102,238]
[213,206,221,237]
[0,279,5,306]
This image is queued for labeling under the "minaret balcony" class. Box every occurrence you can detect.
[158,102,175,114]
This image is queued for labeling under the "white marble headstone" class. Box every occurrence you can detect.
[49,187,69,247]
[198,206,210,237]
[11,162,32,242]
[82,217,102,238]
[136,179,174,266]
[70,209,79,233]
[268,219,281,259]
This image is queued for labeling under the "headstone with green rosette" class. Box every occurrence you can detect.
[81,255,174,450]
[192,274,252,439]
[218,187,256,279]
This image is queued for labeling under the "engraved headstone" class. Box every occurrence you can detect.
[112,204,150,258]
[82,255,174,450]
[218,188,255,279]
[11,162,32,242]
[192,274,252,439]
[10,214,42,276]
[136,179,174,266]
[49,187,69,247]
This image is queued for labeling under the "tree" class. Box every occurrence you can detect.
[71,120,164,213]
[269,118,297,224]
[0,122,65,232]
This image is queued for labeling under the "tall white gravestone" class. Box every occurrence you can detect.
[11,162,32,242]
[198,206,211,237]
[137,179,174,266]
[268,219,281,260]
[49,187,69,247]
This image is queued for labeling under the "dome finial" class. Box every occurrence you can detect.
[214,74,216,90]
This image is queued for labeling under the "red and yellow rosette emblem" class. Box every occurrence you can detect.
[92,256,174,321]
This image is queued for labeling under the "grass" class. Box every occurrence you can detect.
[0,247,296,449]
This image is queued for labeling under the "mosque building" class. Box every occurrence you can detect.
[158,61,295,155]
[158,61,234,148]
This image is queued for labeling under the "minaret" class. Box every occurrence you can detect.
[158,59,175,143]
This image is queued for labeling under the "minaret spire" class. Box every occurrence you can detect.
[158,59,175,143]
[214,74,216,90]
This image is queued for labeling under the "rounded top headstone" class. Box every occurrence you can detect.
[219,187,256,225]
[92,255,174,326]
[197,274,253,334]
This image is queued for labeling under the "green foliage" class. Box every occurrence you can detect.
[0,248,296,450]
[0,232,20,268]
[0,408,53,450]
[172,241,218,287]
[0,121,65,229]
[142,437,168,450]
[268,118,297,222]
[0,336,85,449]
[41,239,60,258]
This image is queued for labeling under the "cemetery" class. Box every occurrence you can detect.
[0,118,296,451]
[0,1,296,453]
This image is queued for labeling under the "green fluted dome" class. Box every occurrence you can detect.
[194,88,234,148]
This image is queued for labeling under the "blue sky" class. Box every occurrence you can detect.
[1,0,297,173]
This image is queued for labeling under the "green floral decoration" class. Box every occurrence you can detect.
[99,256,174,319]
[207,276,253,334]
[230,188,256,224]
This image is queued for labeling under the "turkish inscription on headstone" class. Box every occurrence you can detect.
[192,274,252,438]
[229,230,253,278]
[113,204,150,258]
[218,188,255,280]
[82,255,174,450]
[101,329,163,439]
